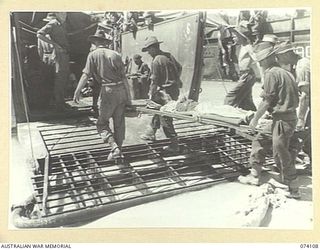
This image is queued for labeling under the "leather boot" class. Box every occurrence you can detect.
[107,136,122,160]
[140,127,157,141]
[286,177,301,199]
[89,105,99,118]
[238,169,260,186]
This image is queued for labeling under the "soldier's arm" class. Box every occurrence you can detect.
[229,27,249,46]
[217,31,224,51]
[250,72,277,129]
[37,39,44,60]
[297,86,310,129]
[296,59,311,129]
[37,34,63,50]
[73,53,94,103]
[142,64,150,76]
[37,22,62,49]
[73,73,89,103]
[249,100,269,129]
[148,60,161,98]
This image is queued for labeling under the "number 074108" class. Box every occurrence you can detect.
[300,244,319,248]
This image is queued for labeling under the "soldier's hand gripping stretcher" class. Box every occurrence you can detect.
[239,113,273,136]
[240,124,264,135]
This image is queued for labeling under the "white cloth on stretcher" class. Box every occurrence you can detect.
[160,100,254,121]
[194,103,255,119]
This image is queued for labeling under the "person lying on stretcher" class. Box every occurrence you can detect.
[145,91,257,126]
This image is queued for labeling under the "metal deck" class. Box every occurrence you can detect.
[31,119,274,220]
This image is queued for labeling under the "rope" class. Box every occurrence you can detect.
[12,26,36,163]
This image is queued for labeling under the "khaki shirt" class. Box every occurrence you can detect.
[82,46,125,84]
[261,64,299,119]
[150,51,182,87]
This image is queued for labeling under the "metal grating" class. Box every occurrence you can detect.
[32,119,274,220]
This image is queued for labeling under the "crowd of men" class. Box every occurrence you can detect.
[36,11,311,200]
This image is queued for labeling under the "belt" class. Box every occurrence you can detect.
[239,68,254,75]
[101,81,123,87]
[272,112,297,121]
[160,80,177,89]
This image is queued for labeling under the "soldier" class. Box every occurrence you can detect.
[140,36,182,152]
[238,42,301,199]
[275,42,310,130]
[131,54,150,98]
[217,24,238,81]
[73,30,131,160]
[275,41,311,172]
[89,20,114,117]
[133,54,150,77]
[37,12,70,112]
[223,22,257,111]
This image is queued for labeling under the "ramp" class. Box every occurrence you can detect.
[12,118,275,228]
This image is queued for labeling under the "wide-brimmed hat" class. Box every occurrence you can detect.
[43,13,57,22]
[142,36,163,52]
[262,34,279,44]
[98,19,113,31]
[88,30,113,43]
[253,41,276,62]
[275,41,295,54]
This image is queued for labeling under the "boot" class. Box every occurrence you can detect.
[89,105,99,118]
[238,174,259,186]
[302,163,312,175]
[286,189,301,199]
[107,136,122,160]
[163,137,179,153]
[238,169,260,186]
[140,127,157,141]
[107,147,122,160]
[285,177,301,199]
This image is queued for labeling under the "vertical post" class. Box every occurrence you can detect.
[41,153,50,215]
[189,12,205,101]
[290,17,295,43]
[37,129,51,215]
[11,13,29,123]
